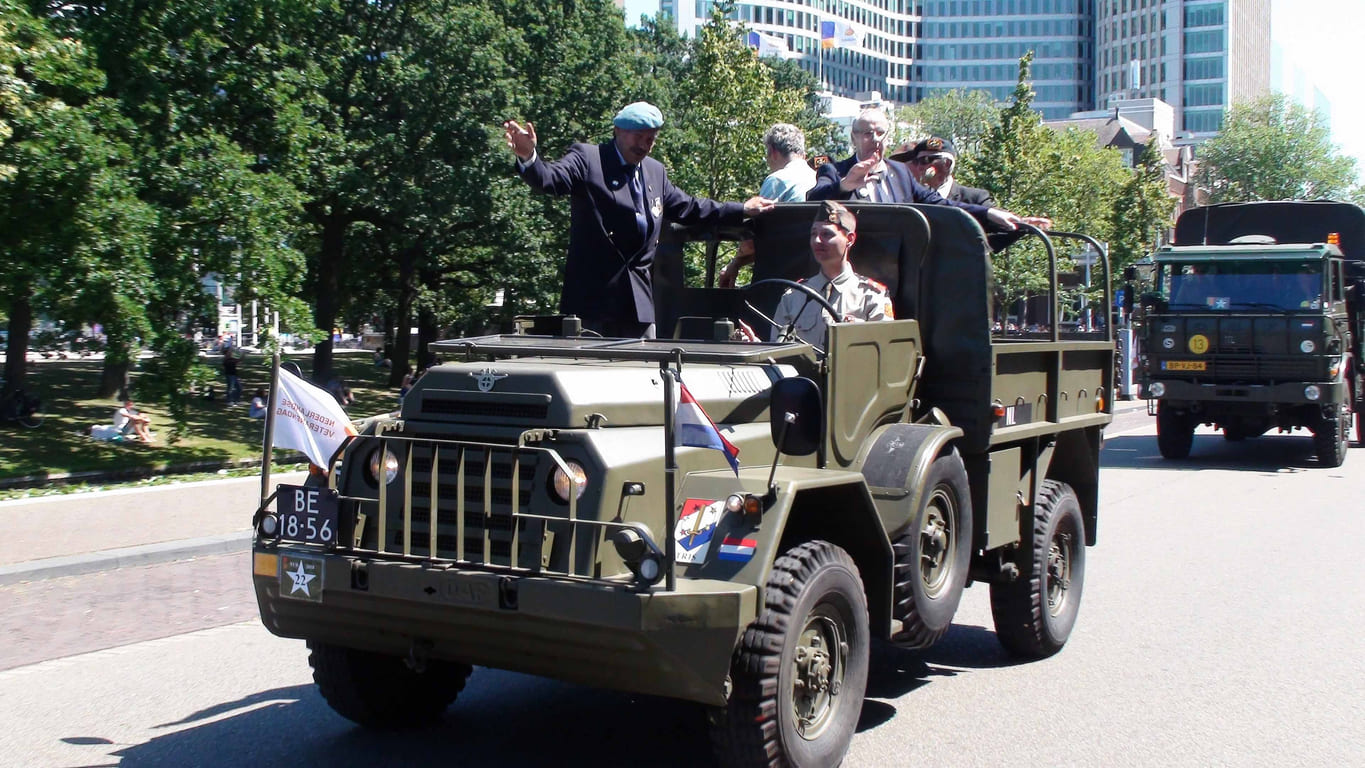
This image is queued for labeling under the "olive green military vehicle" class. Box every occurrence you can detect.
[252,203,1113,767]
[1138,201,1365,466]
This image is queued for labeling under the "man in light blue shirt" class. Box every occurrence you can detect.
[758,123,816,203]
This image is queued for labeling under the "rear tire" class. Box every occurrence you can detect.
[1156,404,1194,459]
[989,480,1086,659]
[890,449,973,649]
[308,641,472,728]
[708,541,869,768]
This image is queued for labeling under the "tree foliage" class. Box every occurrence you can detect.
[895,88,999,156]
[973,53,1169,320]
[1194,93,1360,204]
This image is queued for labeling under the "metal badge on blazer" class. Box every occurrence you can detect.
[651,196,663,218]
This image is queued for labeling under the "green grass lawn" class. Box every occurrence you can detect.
[0,352,400,483]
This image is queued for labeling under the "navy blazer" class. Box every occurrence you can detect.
[519,141,746,325]
[806,155,991,222]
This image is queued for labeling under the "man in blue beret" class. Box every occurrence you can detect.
[504,103,774,338]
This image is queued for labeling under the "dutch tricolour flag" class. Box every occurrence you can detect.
[676,380,741,475]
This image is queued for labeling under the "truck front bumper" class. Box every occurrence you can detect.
[253,546,756,706]
[1144,378,1346,406]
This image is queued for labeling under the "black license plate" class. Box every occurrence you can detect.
[276,484,339,545]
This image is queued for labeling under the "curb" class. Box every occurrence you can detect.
[0,532,251,586]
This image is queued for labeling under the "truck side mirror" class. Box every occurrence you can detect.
[769,377,822,456]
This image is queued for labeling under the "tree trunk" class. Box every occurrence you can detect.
[97,353,132,400]
[3,291,34,398]
[311,216,347,383]
[417,310,439,371]
[387,247,418,387]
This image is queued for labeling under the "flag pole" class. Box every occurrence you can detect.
[661,361,677,593]
[260,350,281,505]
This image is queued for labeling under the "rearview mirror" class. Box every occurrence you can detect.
[769,377,822,456]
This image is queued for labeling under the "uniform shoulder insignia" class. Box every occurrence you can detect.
[810,155,832,169]
[861,276,889,293]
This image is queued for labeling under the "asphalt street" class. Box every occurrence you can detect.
[2,404,1362,767]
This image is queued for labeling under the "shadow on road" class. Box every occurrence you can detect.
[94,627,1014,766]
[1102,433,1321,471]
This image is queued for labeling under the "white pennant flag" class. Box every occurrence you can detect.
[272,367,357,468]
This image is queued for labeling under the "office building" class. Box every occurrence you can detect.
[656,0,1268,136]
[1096,0,1270,136]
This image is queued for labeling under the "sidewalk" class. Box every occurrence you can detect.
[0,471,305,585]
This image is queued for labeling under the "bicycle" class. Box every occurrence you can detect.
[1,389,43,428]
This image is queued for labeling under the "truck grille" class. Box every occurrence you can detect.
[346,436,614,582]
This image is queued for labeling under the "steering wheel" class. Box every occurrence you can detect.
[742,278,841,347]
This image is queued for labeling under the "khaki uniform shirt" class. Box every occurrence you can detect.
[771,262,894,347]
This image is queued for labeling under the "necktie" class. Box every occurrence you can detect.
[628,165,647,239]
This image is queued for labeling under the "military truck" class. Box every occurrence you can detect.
[1137,201,1365,466]
[251,203,1113,767]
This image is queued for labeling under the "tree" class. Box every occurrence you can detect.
[1195,93,1360,203]
[895,88,1000,156]
[972,53,1133,323]
[1109,138,1176,271]
[0,2,149,398]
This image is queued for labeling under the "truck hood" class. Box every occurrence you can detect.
[403,359,793,429]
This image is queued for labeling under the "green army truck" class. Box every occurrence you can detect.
[1138,201,1365,466]
[251,203,1113,767]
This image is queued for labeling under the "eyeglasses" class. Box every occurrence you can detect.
[911,155,950,166]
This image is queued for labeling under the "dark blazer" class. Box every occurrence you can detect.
[806,155,990,222]
[519,141,746,325]
[944,181,995,208]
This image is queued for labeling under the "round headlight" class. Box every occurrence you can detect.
[367,447,399,485]
[260,514,279,536]
[1161,337,1175,349]
[1148,382,1166,398]
[1300,339,1316,353]
[1304,385,1321,401]
[725,494,745,513]
[551,460,588,502]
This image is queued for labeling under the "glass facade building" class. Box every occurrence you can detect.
[1096,0,1269,136]
[918,0,1095,120]
[656,0,1268,135]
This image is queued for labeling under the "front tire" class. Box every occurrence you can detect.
[1156,404,1194,459]
[709,541,869,768]
[308,641,473,728]
[1314,405,1349,468]
[989,480,1086,659]
[891,449,973,649]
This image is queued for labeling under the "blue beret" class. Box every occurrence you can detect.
[613,102,664,130]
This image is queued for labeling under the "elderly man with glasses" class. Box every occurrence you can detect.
[806,109,1031,234]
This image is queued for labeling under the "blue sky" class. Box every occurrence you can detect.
[621,0,1362,175]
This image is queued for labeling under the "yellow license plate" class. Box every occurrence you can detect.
[1163,360,1206,371]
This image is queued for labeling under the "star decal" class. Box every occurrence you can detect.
[287,560,317,597]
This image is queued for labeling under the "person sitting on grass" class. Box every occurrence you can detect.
[114,399,154,443]
[248,388,268,419]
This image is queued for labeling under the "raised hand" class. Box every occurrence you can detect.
[502,119,537,161]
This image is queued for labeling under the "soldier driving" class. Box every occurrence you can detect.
[771,201,894,346]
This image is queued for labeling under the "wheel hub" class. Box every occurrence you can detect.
[920,490,955,594]
[1046,532,1072,613]
[791,613,847,739]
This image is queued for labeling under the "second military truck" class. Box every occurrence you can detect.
[1138,201,1365,466]
[252,203,1113,767]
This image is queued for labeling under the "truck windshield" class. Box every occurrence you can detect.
[1159,260,1323,311]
